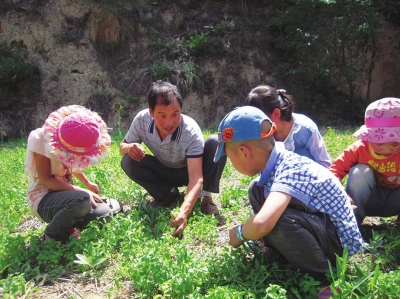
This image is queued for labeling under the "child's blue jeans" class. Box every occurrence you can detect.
[346,164,400,224]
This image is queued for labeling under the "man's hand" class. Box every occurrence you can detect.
[127,143,146,161]
[169,211,188,236]
[228,225,244,248]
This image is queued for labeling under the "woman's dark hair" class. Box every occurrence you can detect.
[147,80,183,111]
[243,85,294,122]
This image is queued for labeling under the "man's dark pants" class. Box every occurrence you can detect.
[121,135,226,201]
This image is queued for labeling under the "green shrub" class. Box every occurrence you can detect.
[187,32,207,55]
[151,59,197,96]
[152,61,170,80]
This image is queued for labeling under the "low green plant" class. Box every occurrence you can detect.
[152,61,170,80]
[181,61,196,84]
[0,273,35,299]
[219,187,247,209]
[265,284,287,299]
[151,59,197,96]
[1,128,400,298]
[74,253,107,287]
[367,230,385,268]
[160,37,189,60]
[187,32,207,55]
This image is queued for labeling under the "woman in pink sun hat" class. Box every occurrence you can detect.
[329,97,400,226]
[25,105,121,243]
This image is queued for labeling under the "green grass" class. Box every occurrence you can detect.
[1,128,400,298]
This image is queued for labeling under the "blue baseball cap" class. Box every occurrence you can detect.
[213,106,276,162]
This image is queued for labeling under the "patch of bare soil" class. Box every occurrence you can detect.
[359,216,400,240]
[30,272,137,299]
[16,217,44,234]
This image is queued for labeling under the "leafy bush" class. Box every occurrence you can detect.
[152,61,170,80]
[151,59,197,96]
[266,0,390,118]
[187,32,207,55]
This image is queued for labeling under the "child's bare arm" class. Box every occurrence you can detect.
[73,171,99,194]
[229,191,291,247]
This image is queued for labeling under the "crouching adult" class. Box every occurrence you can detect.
[120,81,226,236]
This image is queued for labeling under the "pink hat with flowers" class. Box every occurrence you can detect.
[354,97,400,143]
[43,105,111,170]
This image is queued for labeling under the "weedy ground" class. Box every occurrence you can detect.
[1,128,400,298]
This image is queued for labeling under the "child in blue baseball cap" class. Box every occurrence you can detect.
[214,106,363,297]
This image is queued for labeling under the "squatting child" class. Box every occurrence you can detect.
[329,97,400,226]
[25,105,122,243]
[214,106,363,296]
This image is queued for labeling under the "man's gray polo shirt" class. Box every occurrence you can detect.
[124,109,204,168]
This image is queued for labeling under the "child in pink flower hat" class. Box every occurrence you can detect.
[25,105,122,243]
[330,98,400,226]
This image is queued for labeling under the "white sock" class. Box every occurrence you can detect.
[200,190,212,198]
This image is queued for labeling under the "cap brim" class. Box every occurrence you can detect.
[354,124,400,143]
[353,125,368,140]
[213,142,226,162]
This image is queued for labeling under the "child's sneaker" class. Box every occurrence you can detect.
[41,234,67,244]
[41,228,79,244]
[69,227,81,240]
[317,285,340,299]
[262,248,272,258]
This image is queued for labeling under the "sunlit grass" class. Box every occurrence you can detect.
[1,128,400,298]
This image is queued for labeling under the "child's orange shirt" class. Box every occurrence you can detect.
[329,140,400,188]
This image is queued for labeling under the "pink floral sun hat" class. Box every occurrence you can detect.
[43,105,111,170]
[354,97,400,143]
